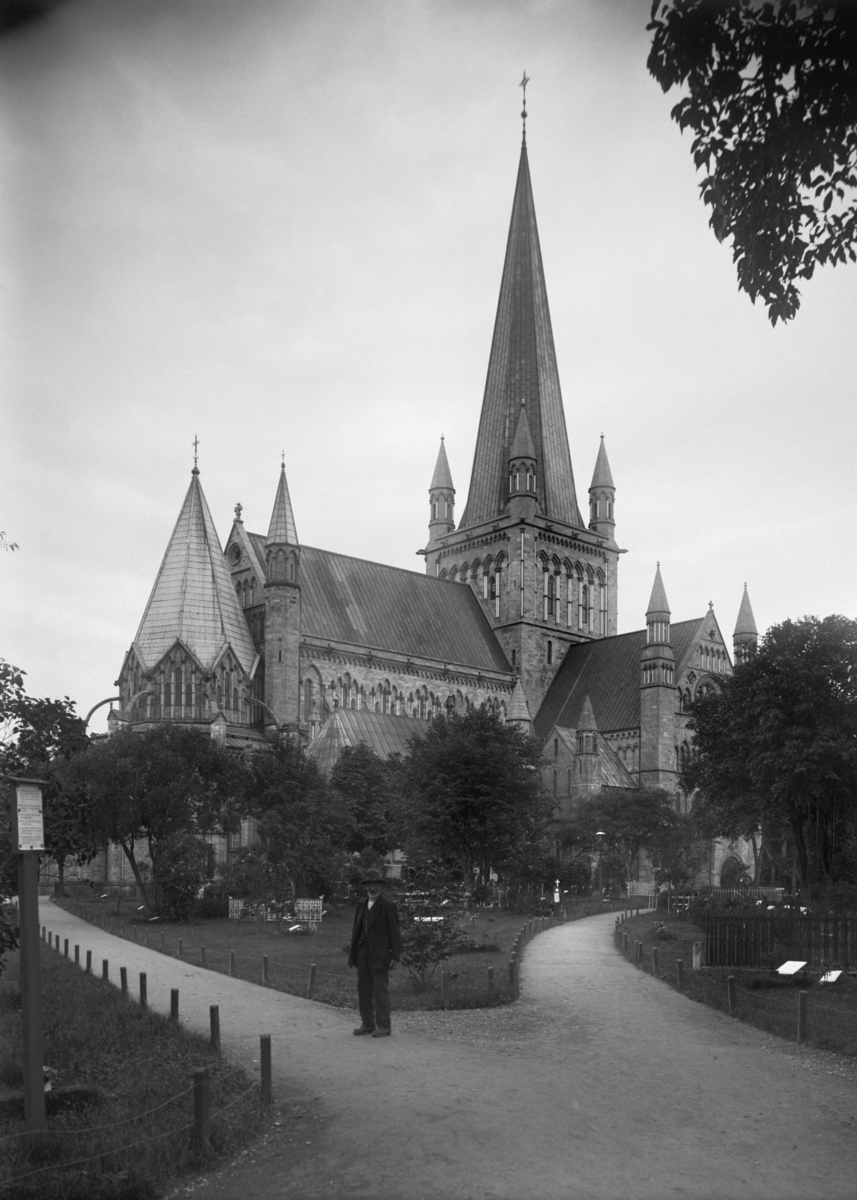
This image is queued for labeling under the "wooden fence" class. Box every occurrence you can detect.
[705,915,857,969]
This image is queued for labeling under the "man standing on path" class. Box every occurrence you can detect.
[348,868,402,1038]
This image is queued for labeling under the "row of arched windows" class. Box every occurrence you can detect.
[235,577,258,608]
[439,553,506,618]
[131,654,247,722]
[699,644,727,672]
[301,671,508,724]
[642,663,674,686]
[538,557,607,635]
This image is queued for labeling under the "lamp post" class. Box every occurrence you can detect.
[596,830,606,899]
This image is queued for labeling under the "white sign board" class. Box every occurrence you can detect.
[777,960,807,976]
[295,899,323,925]
[15,784,45,852]
[820,970,842,985]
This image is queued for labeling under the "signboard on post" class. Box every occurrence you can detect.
[12,782,45,852]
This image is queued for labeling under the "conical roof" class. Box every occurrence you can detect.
[430,438,455,492]
[508,678,532,724]
[646,563,670,616]
[133,470,256,675]
[509,402,536,461]
[577,693,598,732]
[734,584,758,637]
[590,436,614,490]
[266,461,298,546]
[460,140,582,529]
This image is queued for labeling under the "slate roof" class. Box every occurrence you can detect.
[460,140,582,529]
[247,535,512,674]
[134,471,257,676]
[533,618,703,739]
[307,708,428,775]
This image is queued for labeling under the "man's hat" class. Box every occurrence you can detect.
[360,868,388,886]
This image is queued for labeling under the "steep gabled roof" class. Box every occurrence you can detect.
[307,708,428,775]
[247,535,512,674]
[460,140,582,529]
[534,618,704,738]
[133,470,256,676]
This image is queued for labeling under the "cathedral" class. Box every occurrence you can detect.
[107,121,759,888]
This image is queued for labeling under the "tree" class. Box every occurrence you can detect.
[399,710,551,888]
[685,615,857,899]
[246,739,349,898]
[330,743,400,858]
[562,787,683,889]
[64,725,245,915]
[1,694,98,894]
[648,1,857,324]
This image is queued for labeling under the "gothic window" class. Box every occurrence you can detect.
[163,681,171,713]
[185,681,193,710]
[552,770,557,796]
[489,572,498,616]
[580,584,590,629]
[432,500,438,519]
[511,649,516,668]
[566,574,574,627]
[554,738,559,759]
[599,582,608,635]
[547,573,556,622]
[567,768,572,793]
[216,684,222,711]
[232,687,239,713]
[547,640,553,665]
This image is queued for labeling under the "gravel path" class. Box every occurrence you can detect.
[42,900,857,1200]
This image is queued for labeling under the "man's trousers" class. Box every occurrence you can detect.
[355,943,392,1032]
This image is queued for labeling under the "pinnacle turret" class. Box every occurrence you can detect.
[426,437,455,555]
[266,460,298,548]
[646,563,670,618]
[733,583,759,667]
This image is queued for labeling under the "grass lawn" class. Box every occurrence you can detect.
[55,895,629,1012]
[618,910,857,1057]
[0,945,262,1200]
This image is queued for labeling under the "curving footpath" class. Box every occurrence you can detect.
[41,899,857,1200]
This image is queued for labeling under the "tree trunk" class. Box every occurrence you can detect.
[118,838,152,915]
[55,856,66,897]
[749,832,761,886]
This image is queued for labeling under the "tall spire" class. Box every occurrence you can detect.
[734,583,757,637]
[646,563,670,617]
[459,136,582,529]
[590,436,614,490]
[266,459,298,547]
[133,467,256,675]
[430,437,454,492]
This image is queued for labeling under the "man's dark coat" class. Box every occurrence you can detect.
[348,891,403,970]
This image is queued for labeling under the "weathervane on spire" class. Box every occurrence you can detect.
[193,435,200,471]
[281,448,285,467]
[520,71,530,140]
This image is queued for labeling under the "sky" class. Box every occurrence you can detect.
[1,0,855,734]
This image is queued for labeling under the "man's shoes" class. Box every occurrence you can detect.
[371,1028,391,1037]
[353,1026,375,1036]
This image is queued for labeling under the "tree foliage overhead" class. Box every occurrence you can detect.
[685,615,857,897]
[330,742,401,858]
[649,0,857,324]
[399,709,551,886]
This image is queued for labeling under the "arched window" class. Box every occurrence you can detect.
[547,573,555,622]
[163,681,171,713]
[599,582,608,635]
[185,681,193,710]
[232,686,239,713]
[580,584,590,629]
[554,738,559,759]
[303,677,313,719]
[547,640,553,665]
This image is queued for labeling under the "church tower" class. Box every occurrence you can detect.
[423,107,620,713]
[639,564,677,789]
[733,584,758,667]
[263,460,301,736]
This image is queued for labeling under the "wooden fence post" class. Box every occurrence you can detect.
[74,945,79,965]
[63,938,69,958]
[307,964,316,999]
[120,967,127,997]
[652,948,660,976]
[798,990,808,1044]
[229,950,235,977]
[139,972,147,1009]
[170,989,179,1022]
[263,955,269,986]
[622,933,629,954]
[508,958,516,987]
[210,1005,220,1051]
[727,976,736,1015]
[260,1035,272,1103]
[636,940,643,964]
[86,950,92,975]
[102,959,109,981]
[487,965,495,998]
[192,1068,211,1156]
[676,959,684,989]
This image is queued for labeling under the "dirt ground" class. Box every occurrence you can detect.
[44,901,857,1200]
